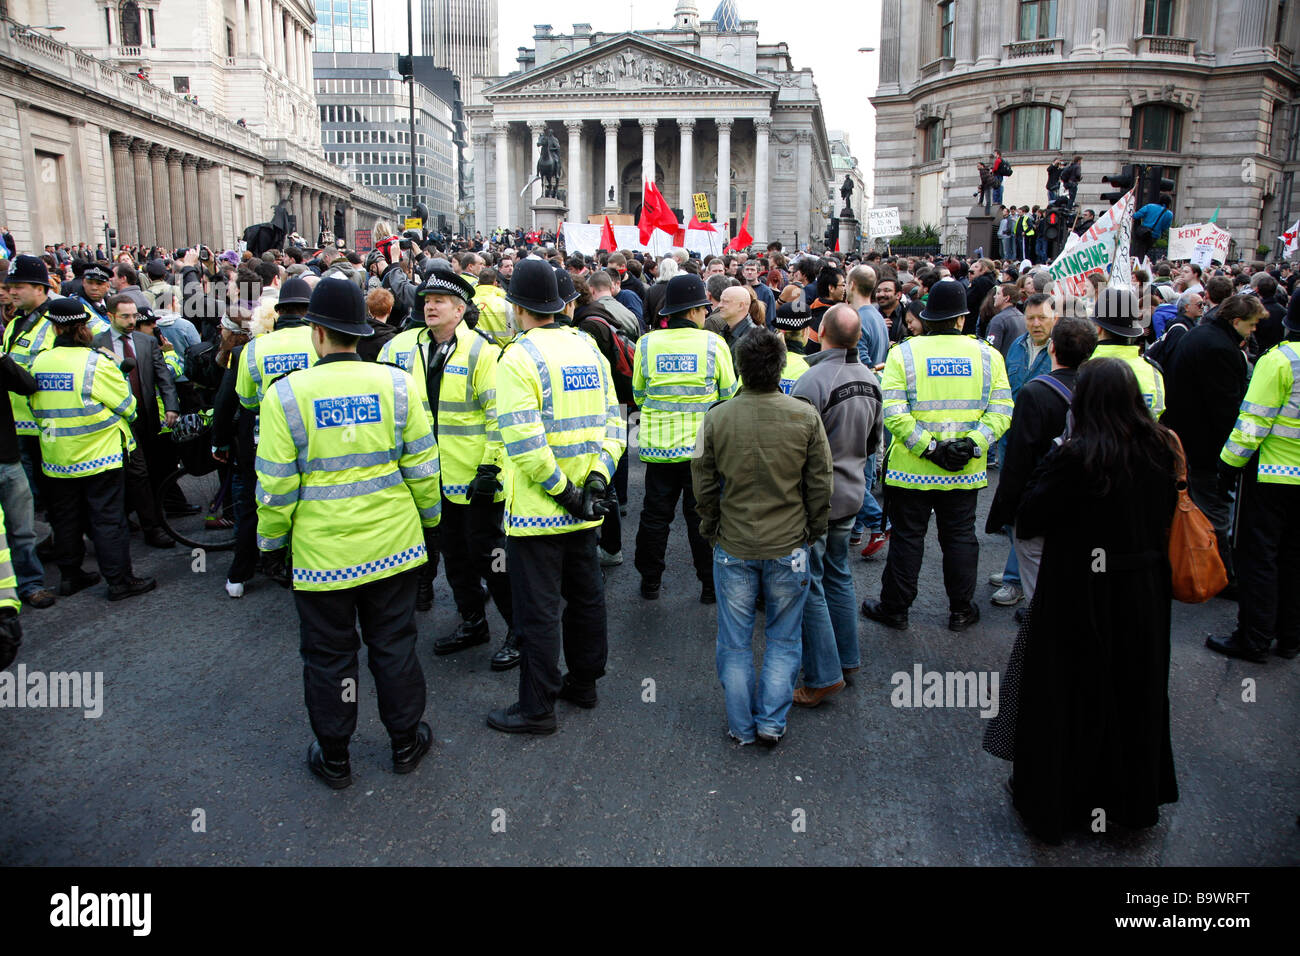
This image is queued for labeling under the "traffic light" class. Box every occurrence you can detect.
[107,227,117,249]
[1143,167,1175,207]
[824,217,838,247]
[1100,164,1138,205]
[397,55,412,77]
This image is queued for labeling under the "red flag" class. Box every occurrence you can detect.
[651,181,680,235]
[599,215,617,252]
[724,205,753,253]
[834,237,841,252]
[638,180,661,245]
[688,213,716,233]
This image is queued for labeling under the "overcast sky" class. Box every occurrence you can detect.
[494,0,882,202]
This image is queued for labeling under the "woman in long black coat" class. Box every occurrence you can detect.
[1008,357,1180,844]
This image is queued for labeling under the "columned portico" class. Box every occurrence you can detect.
[493,122,509,231]
[715,118,732,235]
[754,119,770,244]
[565,119,584,222]
[678,119,694,212]
[602,119,620,212]
[640,118,657,186]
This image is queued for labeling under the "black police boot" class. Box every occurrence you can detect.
[434,614,490,655]
[640,577,661,600]
[489,630,521,671]
[307,740,352,790]
[415,576,434,612]
[107,576,157,602]
[1206,633,1269,664]
[948,603,981,632]
[485,702,557,735]
[391,721,433,774]
[557,673,598,709]
[58,568,101,597]
[861,598,909,630]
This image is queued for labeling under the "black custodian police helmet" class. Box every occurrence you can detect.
[505,258,566,315]
[304,277,374,337]
[658,274,710,316]
[918,279,969,322]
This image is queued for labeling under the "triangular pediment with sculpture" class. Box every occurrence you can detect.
[486,32,777,97]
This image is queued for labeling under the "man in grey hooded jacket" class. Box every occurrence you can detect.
[790,303,883,707]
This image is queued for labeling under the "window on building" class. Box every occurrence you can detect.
[148,9,156,46]
[104,8,113,43]
[921,122,942,163]
[1142,0,1174,35]
[1017,0,1057,39]
[120,0,142,46]
[939,1,955,58]
[997,105,1064,151]
[1128,105,1183,151]
[226,25,235,56]
[1277,1,1289,44]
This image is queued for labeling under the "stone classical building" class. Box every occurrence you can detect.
[872,0,1300,257]
[465,1,834,246]
[0,0,390,253]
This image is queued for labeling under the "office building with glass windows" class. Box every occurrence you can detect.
[872,0,1300,257]
[314,52,462,229]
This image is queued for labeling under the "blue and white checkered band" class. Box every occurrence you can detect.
[418,276,469,303]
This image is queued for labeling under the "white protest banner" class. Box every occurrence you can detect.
[1108,191,1137,289]
[561,222,724,257]
[1166,223,1231,262]
[1048,231,1116,297]
[1061,192,1133,253]
[867,207,902,239]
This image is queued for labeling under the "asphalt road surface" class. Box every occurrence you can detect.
[2,459,1297,866]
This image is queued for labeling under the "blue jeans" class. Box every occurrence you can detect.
[992,181,1004,206]
[1001,525,1021,587]
[853,454,884,536]
[0,459,45,596]
[1000,235,1014,259]
[714,543,810,741]
[801,516,860,688]
[1035,236,1048,263]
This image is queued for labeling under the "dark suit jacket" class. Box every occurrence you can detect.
[91,329,179,427]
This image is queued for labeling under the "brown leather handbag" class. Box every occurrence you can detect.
[1165,431,1228,603]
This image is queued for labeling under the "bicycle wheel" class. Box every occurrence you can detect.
[158,466,238,551]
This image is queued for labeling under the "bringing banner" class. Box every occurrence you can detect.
[1049,190,1135,297]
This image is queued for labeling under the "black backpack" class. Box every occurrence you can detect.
[184,339,224,391]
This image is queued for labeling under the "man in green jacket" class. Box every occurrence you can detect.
[691,328,833,747]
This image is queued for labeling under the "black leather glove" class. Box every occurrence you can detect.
[467,464,502,505]
[582,472,615,519]
[260,548,292,589]
[0,608,21,671]
[1218,461,1244,496]
[946,437,978,469]
[553,481,587,519]
[423,524,441,556]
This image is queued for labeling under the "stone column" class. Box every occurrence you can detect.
[1106,0,1134,53]
[233,0,245,56]
[879,0,901,92]
[132,139,156,249]
[473,132,488,234]
[528,121,546,216]
[565,120,584,222]
[275,4,286,73]
[640,117,657,185]
[602,119,620,211]
[494,122,510,230]
[678,119,694,212]
[753,119,770,244]
[166,150,186,246]
[197,161,216,245]
[1069,0,1102,58]
[248,0,262,62]
[150,144,174,250]
[286,16,297,83]
[109,133,138,250]
[955,0,976,67]
[796,131,813,242]
[311,190,321,241]
[977,0,1003,64]
[1237,0,1270,53]
[261,0,274,62]
[716,118,732,234]
[182,156,201,247]
[289,183,303,237]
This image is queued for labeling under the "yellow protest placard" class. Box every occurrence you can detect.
[692,193,711,223]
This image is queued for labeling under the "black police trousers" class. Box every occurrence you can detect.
[440,497,512,625]
[47,466,133,585]
[879,487,978,613]
[1234,473,1300,654]
[634,460,711,585]
[293,567,426,749]
[508,529,607,717]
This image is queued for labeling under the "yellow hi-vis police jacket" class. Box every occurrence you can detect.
[473,283,512,344]
[1221,340,1300,484]
[631,322,737,462]
[0,503,18,613]
[4,303,56,436]
[254,355,441,591]
[30,344,137,477]
[236,323,317,409]
[496,324,626,536]
[880,330,1013,490]
[377,322,504,505]
[1092,342,1165,419]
